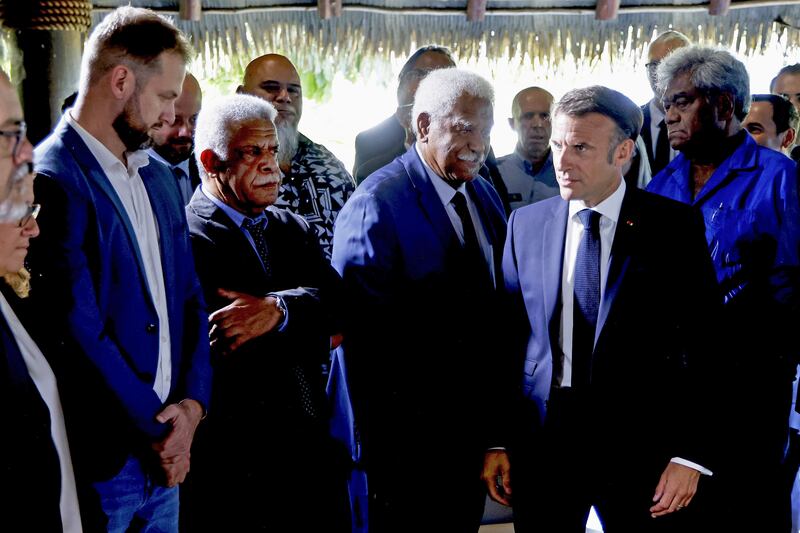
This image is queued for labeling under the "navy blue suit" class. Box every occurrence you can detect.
[28,118,211,524]
[501,186,721,532]
[332,145,507,532]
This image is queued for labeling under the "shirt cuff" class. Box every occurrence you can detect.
[269,294,289,332]
[670,457,713,476]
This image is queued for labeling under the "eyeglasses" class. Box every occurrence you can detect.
[18,203,39,228]
[0,121,27,160]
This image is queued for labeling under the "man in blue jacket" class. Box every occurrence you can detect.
[648,46,800,533]
[28,7,211,531]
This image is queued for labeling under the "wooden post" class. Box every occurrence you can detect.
[467,0,488,22]
[708,0,731,16]
[1,0,90,145]
[595,0,620,21]
[179,0,202,22]
[318,0,342,19]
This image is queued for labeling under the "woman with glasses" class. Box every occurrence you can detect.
[0,69,83,532]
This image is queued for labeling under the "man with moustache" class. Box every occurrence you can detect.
[184,93,349,531]
[28,7,211,531]
[149,73,202,205]
[238,54,355,260]
[497,86,558,209]
[648,46,800,532]
[333,68,507,532]
[641,31,690,177]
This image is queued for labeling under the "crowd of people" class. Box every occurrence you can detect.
[3,5,800,533]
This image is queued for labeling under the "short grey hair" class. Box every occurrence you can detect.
[194,93,277,176]
[411,68,494,136]
[656,45,751,121]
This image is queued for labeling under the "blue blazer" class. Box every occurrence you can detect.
[29,117,211,478]
[503,185,721,468]
[332,145,507,459]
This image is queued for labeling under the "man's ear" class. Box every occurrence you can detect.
[615,138,635,168]
[716,92,735,122]
[416,112,431,143]
[200,149,225,175]
[109,65,135,101]
[508,117,515,131]
[782,127,796,150]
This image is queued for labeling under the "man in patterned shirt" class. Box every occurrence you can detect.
[238,54,355,260]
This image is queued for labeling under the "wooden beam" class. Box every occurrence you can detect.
[595,0,620,20]
[179,0,202,21]
[318,0,342,19]
[708,0,731,15]
[467,0,488,22]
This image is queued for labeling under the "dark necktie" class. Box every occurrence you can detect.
[451,190,490,284]
[654,119,670,175]
[572,209,601,389]
[171,166,193,205]
[241,218,272,279]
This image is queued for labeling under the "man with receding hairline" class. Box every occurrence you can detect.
[238,53,354,260]
[149,73,202,205]
[498,86,558,209]
[28,7,211,531]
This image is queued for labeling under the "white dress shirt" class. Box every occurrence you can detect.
[0,293,83,532]
[415,144,495,286]
[558,177,710,476]
[66,112,173,403]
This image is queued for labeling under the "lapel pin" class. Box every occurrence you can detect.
[625,219,634,226]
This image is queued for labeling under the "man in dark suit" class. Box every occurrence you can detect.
[28,8,211,531]
[482,86,719,532]
[184,93,349,531]
[641,31,690,177]
[149,73,202,205]
[333,68,508,533]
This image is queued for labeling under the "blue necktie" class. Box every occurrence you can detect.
[241,218,272,279]
[572,209,601,389]
[171,166,193,206]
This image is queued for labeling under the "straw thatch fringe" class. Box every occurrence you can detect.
[81,4,800,85]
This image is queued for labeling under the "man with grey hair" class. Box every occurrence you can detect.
[642,30,691,177]
[648,45,800,532]
[332,68,507,532]
[185,93,349,531]
[483,85,719,532]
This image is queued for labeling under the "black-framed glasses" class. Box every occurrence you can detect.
[18,203,39,228]
[0,121,27,160]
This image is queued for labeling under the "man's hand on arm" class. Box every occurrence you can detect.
[208,289,285,354]
[482,450,513,506]
[152,399,204,487]
[649,461,701,518]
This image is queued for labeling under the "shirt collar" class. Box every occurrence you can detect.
[200,185,268,229]
[568,177,626,224]
[414,142,469,207]
[65,111,150,178]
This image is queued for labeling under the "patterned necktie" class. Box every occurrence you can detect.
[572,209,601,389]
[654,119,670,175]
[241,218,272,279]
[171,166,193,206]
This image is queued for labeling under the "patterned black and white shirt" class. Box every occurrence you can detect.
[274,133,356,261]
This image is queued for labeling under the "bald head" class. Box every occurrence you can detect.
[238,54,302,128]
[152,72,203,165]
[646,31,691,98]
[510,87,554,164]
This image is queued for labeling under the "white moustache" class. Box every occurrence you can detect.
[458,154,481,163]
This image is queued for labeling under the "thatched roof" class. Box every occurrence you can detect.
[83,1,800,83]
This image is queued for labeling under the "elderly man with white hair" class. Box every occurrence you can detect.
[184,93,350,532]
[332,68,508,533]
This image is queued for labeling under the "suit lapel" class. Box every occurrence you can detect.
[543,200,568,336]
[60,121,151,300]
[595,187,637,344]
[140,165,177,308]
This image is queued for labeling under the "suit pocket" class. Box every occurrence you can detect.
[524,359,538,376]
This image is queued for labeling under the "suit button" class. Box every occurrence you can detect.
[145,323,157,333]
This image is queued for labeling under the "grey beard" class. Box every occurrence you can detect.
[276,122,299,168]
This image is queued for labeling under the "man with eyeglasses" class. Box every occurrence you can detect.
[641,31,690,177]
[0,68,84,533]
[27,7,211,531]
[647,46,800,533]
[237,53,355,261]
[184,93,349,532]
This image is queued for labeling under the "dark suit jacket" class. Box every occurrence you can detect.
[184,190,349,530]
[0,300,63,532]
[333,145,508,465]
[28,117,212,483]
[502,185,721,470]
